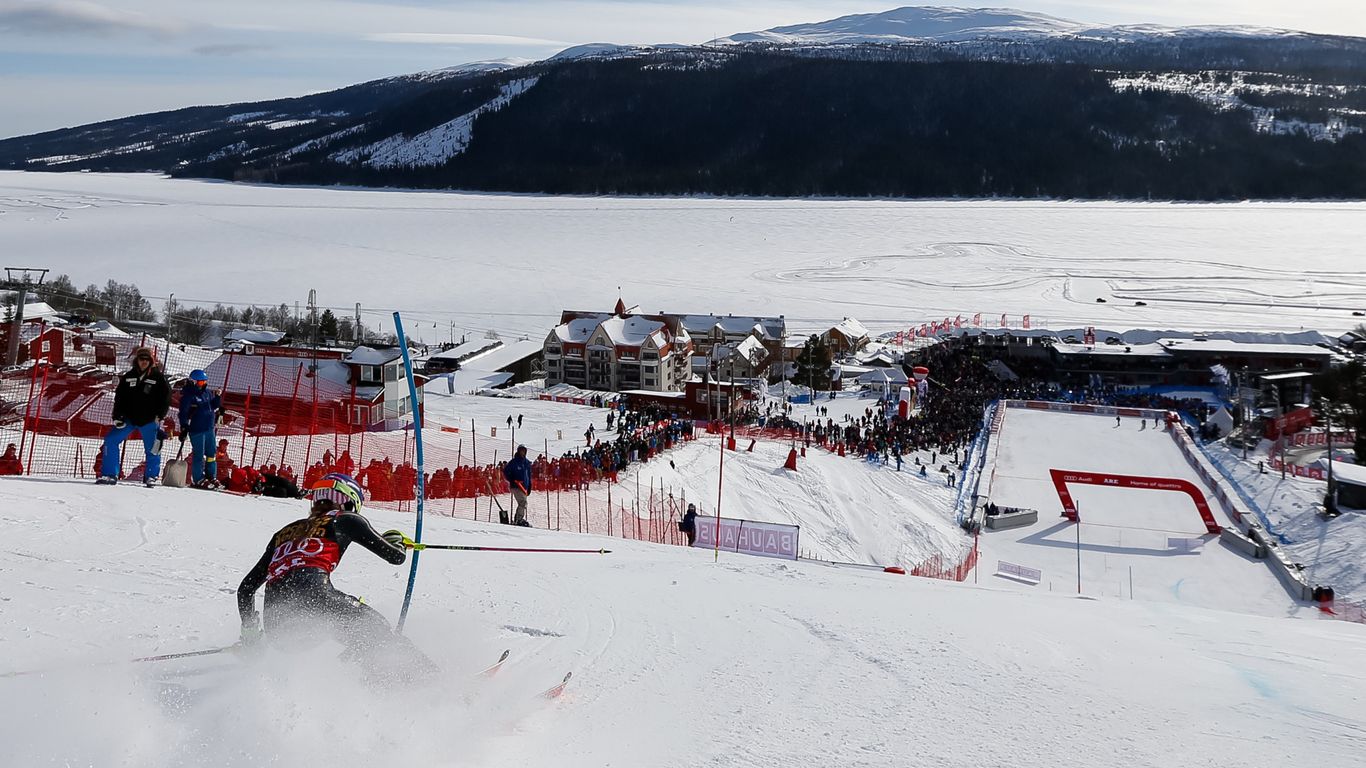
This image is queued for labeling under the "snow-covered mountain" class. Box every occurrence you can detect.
[3,6,1365,199]
[712,6,1308,46]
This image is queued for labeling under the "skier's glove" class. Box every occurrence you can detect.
[112,418,125,429]
[382,529,408,549]
[240,611,263,647]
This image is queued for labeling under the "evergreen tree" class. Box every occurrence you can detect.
[1315,358,1366,462]
[319,308,339,340]
[794,335,833,393]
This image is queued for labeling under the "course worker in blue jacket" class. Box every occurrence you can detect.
[502,444,533,527]
[178,369,222,486]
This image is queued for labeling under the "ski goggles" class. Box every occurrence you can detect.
[307,480,363,511]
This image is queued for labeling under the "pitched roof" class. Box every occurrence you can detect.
[831,317,870,340]
[344,346,404,365]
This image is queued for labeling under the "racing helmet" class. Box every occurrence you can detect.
[307,472,365,513]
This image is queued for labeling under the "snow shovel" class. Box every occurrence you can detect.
[163,443,189,488]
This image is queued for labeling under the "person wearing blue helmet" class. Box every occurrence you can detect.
[178,369,223,488]
[236,473,432,673]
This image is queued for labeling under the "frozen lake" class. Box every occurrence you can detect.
[2,172,1363,343]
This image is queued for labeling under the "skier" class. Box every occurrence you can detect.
[1115,415,1121,427]
[97,347,171,486]
[178,370,222,488]
[236,473,433,675]
[503,444,533,527]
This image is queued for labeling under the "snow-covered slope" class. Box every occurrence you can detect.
[333,77,539,168]
[981,408,1313,615]
[2,475,1364,767]
[716,6,1087,45]
[712,5,1311,47]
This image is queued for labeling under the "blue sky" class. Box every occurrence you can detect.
[4,0,1365,139]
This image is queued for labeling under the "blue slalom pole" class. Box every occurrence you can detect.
[393,312,425,633]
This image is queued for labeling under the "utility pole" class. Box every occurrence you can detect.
[4,267,49,367]
[1240,367,1249,461]
[165,293,175,342]
[1326,399,1336,513]
[307,289,318,368]
[354,303,363,344]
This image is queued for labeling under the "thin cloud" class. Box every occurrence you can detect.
[0,0,184,37]
[365,32,569,46]
[193,43,273,56]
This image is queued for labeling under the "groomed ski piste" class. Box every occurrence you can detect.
[5,404,1366,766]
[979,407,1316,616]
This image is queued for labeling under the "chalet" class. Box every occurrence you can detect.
[201,344,425,433]
[822,317,871,356]
[545,300,693,392]
[673,313,785,378]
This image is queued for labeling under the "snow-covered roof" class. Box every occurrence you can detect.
[733,335,768,363]
[461,340,542,372]
[830,317,870,340]
[344,346,404,365]
[1052,342,1173,358]
[1156,338,1332,357]
[433,369,515,394]
[597,315,667,347]
[857,368,909,385]
[86,320,128,337]
[225,328,286,344]
[1331,461,1366,488]
[430,337,503,362]
[676,314,784,340]
[553,316,605,344]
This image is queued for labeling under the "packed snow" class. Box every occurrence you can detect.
[2,474,1364,767]
[1,173,1363,347]
[980,408,1312,615]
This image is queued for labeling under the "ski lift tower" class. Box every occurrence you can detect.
[3,267,49,367]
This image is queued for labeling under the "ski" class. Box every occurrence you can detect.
[539,671,573,699]
[477,649,511,678]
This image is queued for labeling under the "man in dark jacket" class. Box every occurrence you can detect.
[178,369,222,487]
[503,444,533,527]
[98,347,171,486]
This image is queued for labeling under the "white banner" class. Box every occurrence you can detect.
[692,516,800,560]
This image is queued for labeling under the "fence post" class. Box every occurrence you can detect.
[24,363,52,476]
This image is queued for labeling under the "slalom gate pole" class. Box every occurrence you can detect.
[402,539,609,555]
[393,312,425,634]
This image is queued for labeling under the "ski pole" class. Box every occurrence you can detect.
[401,538,608,555]
[2,643,240,678]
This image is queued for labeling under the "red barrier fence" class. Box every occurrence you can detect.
[909,535,979,581]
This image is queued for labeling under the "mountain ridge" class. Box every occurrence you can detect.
[3,6,1366,200]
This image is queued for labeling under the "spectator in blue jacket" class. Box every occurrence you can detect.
[178,369,222,487]
[502,444,533,527]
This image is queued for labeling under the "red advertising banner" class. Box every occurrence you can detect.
[1048,468,1221,534]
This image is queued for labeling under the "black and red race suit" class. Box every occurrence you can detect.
[237,511,412,659]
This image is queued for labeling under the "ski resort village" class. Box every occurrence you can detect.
[4,4,1366,767]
